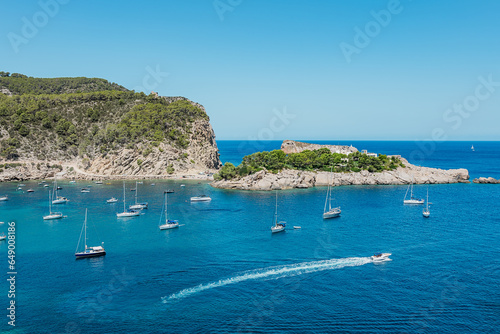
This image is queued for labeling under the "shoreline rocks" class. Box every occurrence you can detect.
[211,158,470,191]
[473,177,500,184]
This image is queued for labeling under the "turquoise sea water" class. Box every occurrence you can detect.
[0,141,499,333]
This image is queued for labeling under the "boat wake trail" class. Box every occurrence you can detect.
[161,257,372,303]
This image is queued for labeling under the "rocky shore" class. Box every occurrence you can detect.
[473,177,500,184]
[210,157,470,191]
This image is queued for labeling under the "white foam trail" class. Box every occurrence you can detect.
[162,257,372,303]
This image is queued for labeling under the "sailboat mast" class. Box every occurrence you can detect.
[48,190,52,214]
[167,191,168,222]
[426,188,429,211]
[275,191,278,225]
[84,209,87,250]
[135,181,138,204]
[123,181,126,212]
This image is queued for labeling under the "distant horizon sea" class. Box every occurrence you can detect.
[0,140,498,333]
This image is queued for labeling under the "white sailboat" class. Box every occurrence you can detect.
[403,177,424,204]
[423,188,430,218]
[471,145,475,151]
[129,181,148,210]
[323,167,341,219]
[75,209,106,258]
[271,192,286,233]
[159,191,179,230]
[117,181,140,218]
[52,179,69,204]
[43,190,63,220]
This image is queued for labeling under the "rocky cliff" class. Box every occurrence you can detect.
[0,74,221,181]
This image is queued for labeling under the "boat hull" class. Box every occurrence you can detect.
[190,197,211,202]
[116,211,140,218]
[75,251,106,259]
[159,223,179,230]
[371,253,392,261]
[423,210,430,218]
[403,199,424,205]
[43,213,63,220]
[323,209,341,219]
[52,198,69,204]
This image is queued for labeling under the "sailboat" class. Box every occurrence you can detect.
[159,191,179,230]
[323,167,341,219]
[129,181,148,210]
[43,190,63,220]
[52,179,69,204]
[75,209,106,258]
[271,192,286,233]
[116,181,141,218]
[423,188,430,218]
[403,177,424,204]
[471,145,475,151]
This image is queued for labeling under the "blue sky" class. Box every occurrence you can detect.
[2,0,500,140]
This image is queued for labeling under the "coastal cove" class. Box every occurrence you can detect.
[0,169,498,332]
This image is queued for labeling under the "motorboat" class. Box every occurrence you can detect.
[0,233,6,241]
[190,195,211,202]
[371,253,392,261]
[106,197,118,203]
[81,188,90,193]
[0,195,8,201]
[27,189,35,193]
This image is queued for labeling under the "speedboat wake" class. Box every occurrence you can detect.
[161,257,373,303]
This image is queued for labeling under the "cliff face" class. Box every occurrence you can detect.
[0,74,221,180]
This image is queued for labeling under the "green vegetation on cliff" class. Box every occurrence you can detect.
[214,148,404,180]
[0,73,208,161]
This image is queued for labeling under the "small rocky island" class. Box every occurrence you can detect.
[211,140,470,191]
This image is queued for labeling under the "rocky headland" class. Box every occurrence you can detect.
[0,74,221,181]
[211,141,470,191]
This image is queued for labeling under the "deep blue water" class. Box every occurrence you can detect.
[0,141,499,333]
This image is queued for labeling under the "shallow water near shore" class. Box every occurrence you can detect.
[0,141,499,333]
